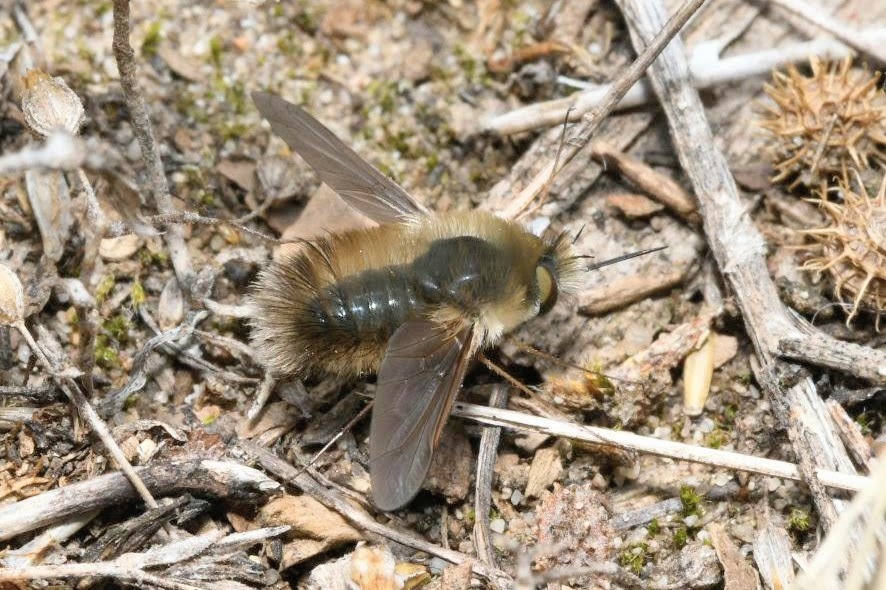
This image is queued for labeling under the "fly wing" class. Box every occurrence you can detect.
[252,91,429,224]
[369,321,475,511]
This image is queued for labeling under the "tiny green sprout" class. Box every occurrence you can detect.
[672,526,689,549]
[366,80,398,113]
[679,485,703,517]
[102,314,130,344]
[723,404,737,423]
[276,33,299,57]
[66,307,80,328]
[464,508,476,524]
[95,275,116,304]
[141,21,163,58]
[130,280,146,309]
[619,543,648,575]
[788,508,811,532]
[856,412,872,435]
[209,36,224,68]
[94,334,120,369]
[647,518,660,536]
[705,429,727,449]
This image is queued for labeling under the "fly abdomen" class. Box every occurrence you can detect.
[310,265,420,340]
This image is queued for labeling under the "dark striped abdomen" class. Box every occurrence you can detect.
[307,236,510,345]
[307,264,423,343]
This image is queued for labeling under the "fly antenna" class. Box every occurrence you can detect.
[586,245,666,272]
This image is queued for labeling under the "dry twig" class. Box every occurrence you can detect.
[451,401,868,493]
[111,0,194,292]
[614,0,875,531]
[473,385,509,567]
[0,527,289,589]
[485,27,886,135]
[0,460,279,542]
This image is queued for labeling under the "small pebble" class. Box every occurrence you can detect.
[683,514,699,527]
[510,489,523,505]
[489,519,506,534]
[428,557,448,575]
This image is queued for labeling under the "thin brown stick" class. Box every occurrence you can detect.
[503,0,710,218]
[473,385,509,567]
[590,143,699,222]
[111,0,193,291]
[239,441,514,589]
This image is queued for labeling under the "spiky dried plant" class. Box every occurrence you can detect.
[799,172,886,328]
[759,57,886,191]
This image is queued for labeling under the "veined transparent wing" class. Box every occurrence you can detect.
[252,91,429,224]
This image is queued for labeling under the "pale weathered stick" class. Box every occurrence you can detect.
[484,28,886,135]
[451,402,868,493]
[473,385,509,567]
[111,0,194,291]
[0,527,289,587]
[768,0,886,63]
[0,133,106,175]
[615,0,870,530]
[0,460,279,542]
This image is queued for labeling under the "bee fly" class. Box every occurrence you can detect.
[249,92,662,511]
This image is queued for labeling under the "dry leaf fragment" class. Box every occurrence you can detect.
[424,561,472,590]
[259,494,361,545]
[0,263,25,325]
[158,277,185,330]
[525,446,563,498]
[606,192,665,218]
[753,519,795,590]
[99,234,142,261]
[683,331,715,417]
[21,69,85,137]
[25,168,73,262]
[349,544,401,590]
[156,44,204,81]
[216,159,257,193]
[709,524,761,590]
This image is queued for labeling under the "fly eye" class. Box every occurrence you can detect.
[535,264,558,315]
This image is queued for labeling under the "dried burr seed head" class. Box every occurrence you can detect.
[799,173,886,327]
[21,69,85,138]
[759,57,886,191]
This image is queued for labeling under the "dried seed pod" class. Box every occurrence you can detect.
[683,331,714,417]
[759,57,886,191]
[20,69,85,137]
[799,174,886,327]
[0,263,25,326]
